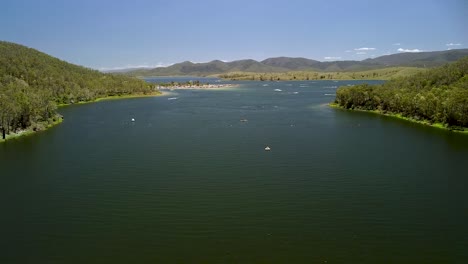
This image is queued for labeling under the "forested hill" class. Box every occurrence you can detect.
[334,57,468,130]
[124,49,468,77]
[0,41,156,140]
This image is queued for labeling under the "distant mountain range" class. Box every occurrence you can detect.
[123,49,468,77]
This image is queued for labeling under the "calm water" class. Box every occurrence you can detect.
[1,80,468,263]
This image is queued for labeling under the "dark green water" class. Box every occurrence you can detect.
[1,80,468,263]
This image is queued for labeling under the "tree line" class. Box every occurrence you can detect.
[218,67,426,81]
[0,41,157,139]
[334,57,468,129]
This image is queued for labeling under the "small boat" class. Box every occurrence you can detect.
[274,89,282,92]
[168,97,178,100]
[131,118,135,122]
[264,146,271,151]
[293,92,299,94]
[240,119,248,122]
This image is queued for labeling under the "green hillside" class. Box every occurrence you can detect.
[334,57,468,131]
[0,41,157,140]
[364,49,468,67]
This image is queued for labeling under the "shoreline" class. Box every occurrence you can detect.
[142,75,388,81]
[329,103,468,134]
[1,116,63,144]
[219,77,389,81]
[215,67,426,81]
[2,92,164,144]
[1,85,235,143]
[156,84,238,90]
[57,91,163,107]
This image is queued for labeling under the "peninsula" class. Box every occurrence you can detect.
[332,57,468,132]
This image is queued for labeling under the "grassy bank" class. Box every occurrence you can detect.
[215,67,427,81]
[57,91,162,107]
[1,115,64,143]
[329,103,468,134]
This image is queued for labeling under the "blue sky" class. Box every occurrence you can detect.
[1,0,466,70]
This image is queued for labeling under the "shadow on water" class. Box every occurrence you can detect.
[334,109,468,151]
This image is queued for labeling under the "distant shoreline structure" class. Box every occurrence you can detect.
[156,83,238,90]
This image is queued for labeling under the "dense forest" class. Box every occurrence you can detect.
[334,57,468,130]
[0,41,157,140]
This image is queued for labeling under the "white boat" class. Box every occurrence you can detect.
[274,89,282,92]
[240,119,248,122]
[131,118,135,122]
[168,97,178,100]
[264,146,271,151]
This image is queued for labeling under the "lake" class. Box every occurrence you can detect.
[1,79,468,263]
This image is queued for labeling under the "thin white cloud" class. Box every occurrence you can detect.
[393,43,401,46]
[354,47,376,51]
[356,52,367,55]
[98,62,173,71]
[446,43,462,46]
[397,48,423,53]
[345,50,352,53]
[324,56,342,60]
